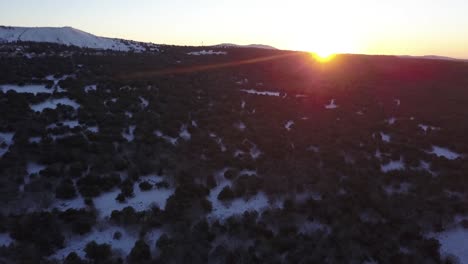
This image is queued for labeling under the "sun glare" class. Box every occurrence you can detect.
[311,52,336,63]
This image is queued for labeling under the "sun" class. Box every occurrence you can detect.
[311,51,336,63]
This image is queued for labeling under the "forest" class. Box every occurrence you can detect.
[0,41,467,263]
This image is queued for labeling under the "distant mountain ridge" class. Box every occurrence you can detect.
[0,26,157,51]
[399,55,468,62]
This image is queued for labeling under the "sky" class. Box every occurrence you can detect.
[1,0,468,58]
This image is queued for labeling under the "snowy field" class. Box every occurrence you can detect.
[0,84,53,95]
[30,98,80,112]
[429,146,461,160]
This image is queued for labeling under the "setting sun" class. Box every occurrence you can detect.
[311,52,336,63]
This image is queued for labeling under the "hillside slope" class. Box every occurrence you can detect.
[0,26,154,51]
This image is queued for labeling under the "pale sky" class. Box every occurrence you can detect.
[1,0,468,58]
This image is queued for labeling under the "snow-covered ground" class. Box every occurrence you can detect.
[30,98,80,112]
[325,99,338,109]
[249,144,262,159]
[0,233,13,247]
[50,175,174,219]
[93,175,174,218]
[154,130,178,145]
[87,126,99,133]
[433,227,468,264]
[84,84,97,93]
[285,120,294,131]
[386,117,396,125]
[178,125,191,141]
[380,132,391,142]
[0,132,14,157]
[0,84,53,95]
[240,89,280,96]
[208,168,282,219]
[47,120,80,129]
[187,50,227,55]
[0,26,152,52]
[122,125,136,142]
[52,225,138,260]
[429,146,461,160]
[381,160,405,173]
[139,96,149,108]
[236,122,246,131]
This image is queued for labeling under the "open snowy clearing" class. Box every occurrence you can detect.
[432,227,468,264]
[52,225,138,260]
[429,146,461,160]
[50,175,175,219]
[208,169,282,219]
[0,84,54,95]
[30,98,80,112]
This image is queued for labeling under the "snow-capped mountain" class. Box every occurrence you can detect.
[0,26,157,52]
[213,43,277,50]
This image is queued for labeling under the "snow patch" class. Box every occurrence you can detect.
[87,126,99,133]
[236,122,246,131]
[240,89,280,96]
[30,98,80,112]
[325,99,338,109]
[433,228,468,264]
[429,146,461,160]
[0,233,13,247]
[209,180,279,219]
[381,160,405,173]
[139,96,149,108]
[84,84,97,93]
[386,117,396,125]
[93,175,174,218]
[179,125,191,141]
[0,84,53,95]
[380,132,391,142]
[285,120,294,131]
[0,132,14,157]
[154,130,178,145]
[52,225,138,260]
[122,125,136,142]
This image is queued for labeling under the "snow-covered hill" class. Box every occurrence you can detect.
[0,26,157,52]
